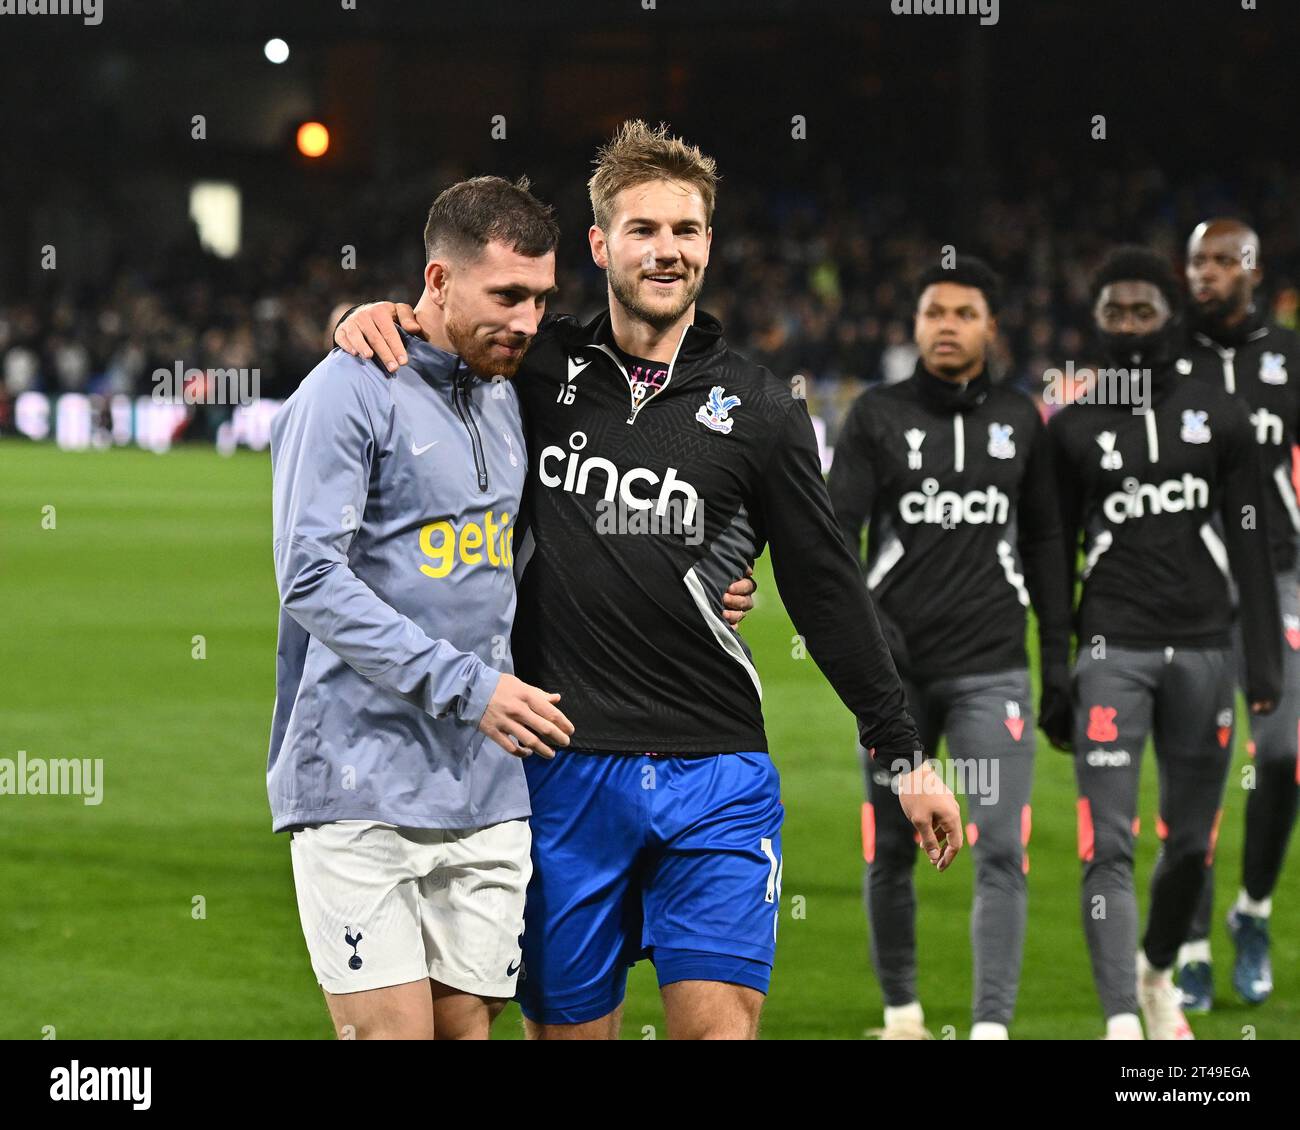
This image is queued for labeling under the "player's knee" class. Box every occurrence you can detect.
[325,985,436,1041]
[1159,837,1213,875]
[432,1005,498,1040]
[971,832,1025,884]
[335,1015,434,1040]
[870,830,921,873]
[523,1014,620,1040]
[1244,700,1299,764]
[1082,835,1136,879]
[1253,741,1300,775]
[666,990,762,1040]
[675,1014,760,1040]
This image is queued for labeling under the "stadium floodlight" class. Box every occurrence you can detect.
[264,38,290,64]
[296,122,330,158]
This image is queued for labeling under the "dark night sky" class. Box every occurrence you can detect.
[2,0,1298,296]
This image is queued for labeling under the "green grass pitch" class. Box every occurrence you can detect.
[1,442,1296,1039]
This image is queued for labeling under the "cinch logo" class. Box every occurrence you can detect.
[419,511,513,578]
[1085,748,1131,767]
[1102,474,1209,523]
[899,478,1010,526]
[538,431,699,527]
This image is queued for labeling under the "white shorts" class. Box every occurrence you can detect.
[289,818,532,998]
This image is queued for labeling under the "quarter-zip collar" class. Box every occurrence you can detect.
[914,361,991,414]
[577,307,728,424]
[584,306,727,366]
[1192,306,1268,352]
[399,328,470,387]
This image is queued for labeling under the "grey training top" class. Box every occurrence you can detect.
[267,335,529,831]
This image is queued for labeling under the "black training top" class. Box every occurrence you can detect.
[827,363,1072,684]
[508,308,923,767]
[1046,360,1281,704]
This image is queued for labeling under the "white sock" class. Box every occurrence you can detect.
[884,1001,924,1027]
[1236,890,1272,918]
[1137,949,1171,983]
[970,1021,1008,1040]
[1177,940,1211,967]
[1107,1013,1143,1039]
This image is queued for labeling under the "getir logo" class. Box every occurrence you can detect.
[899,479,1010,525]
[419,511,514,578]
[538,430,699,526]
[1102,474,1209,523]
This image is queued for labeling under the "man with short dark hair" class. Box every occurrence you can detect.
[269,176,575,1040]
[1047,245,1280,1039]
[828,255,1072,1040]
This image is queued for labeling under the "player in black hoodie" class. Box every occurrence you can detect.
[829,257,1073,1040]
[1174,219,1300,1010]
[1047,246,1281,1039]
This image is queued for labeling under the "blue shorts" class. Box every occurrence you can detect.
[515,749,784,1025]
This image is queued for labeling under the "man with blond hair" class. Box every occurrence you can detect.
[334,121,962,1039]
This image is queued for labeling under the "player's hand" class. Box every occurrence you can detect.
[722,566,756,627]
[1250,699,1277,716]
[334,301,422,373]
[1038,666,1074,752]
[479,674,574,759]
[895,762,963,871]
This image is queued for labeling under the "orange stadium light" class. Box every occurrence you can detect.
[296,121,330,159]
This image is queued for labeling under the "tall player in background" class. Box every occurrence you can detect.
[334,121,963,1040]
[1048,247,1280,1039]
[1175,219,1300,1010]
[829,257,1072,1040]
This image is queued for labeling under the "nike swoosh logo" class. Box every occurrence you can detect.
[411,440,439,455]
[506,959,521,977]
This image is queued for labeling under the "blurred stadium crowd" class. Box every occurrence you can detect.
[4,158,1299,441]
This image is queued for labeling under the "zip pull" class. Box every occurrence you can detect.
[1144,407,1159,464]
[596,321,691,426]
[1222,348,1236,395]
[953,413,966,473]
[453,369,491,492]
